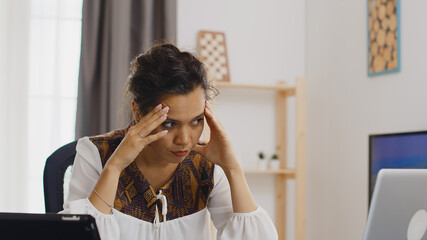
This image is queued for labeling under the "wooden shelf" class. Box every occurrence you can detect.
[214,81,296,95]
[211,78,306,240]
[244,169,296,177]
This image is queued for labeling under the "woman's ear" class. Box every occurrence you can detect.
[131,100,141,122]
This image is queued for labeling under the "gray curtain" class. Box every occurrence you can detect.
[75,0,176,139]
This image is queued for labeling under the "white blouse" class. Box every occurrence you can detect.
[61,137,278,240]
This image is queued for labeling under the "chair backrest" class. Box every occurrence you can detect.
[43,141,78,213]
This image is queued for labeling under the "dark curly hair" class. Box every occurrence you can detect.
[127,43,217,115]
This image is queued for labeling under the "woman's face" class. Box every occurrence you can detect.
[143,86,206,164]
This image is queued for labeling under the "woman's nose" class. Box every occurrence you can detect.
[173,127,191,146]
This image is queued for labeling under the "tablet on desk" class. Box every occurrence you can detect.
[0,213,100,240]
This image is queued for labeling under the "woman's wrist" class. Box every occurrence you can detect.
[88,157,123,214]
[104,159,124,177]
[221,160,244,177]
[221,159,258,213]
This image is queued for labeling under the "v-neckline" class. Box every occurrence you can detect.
[129,159,183,195]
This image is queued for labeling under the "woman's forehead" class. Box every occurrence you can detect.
[161,87,205,120]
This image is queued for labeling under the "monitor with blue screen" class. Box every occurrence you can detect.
[369,131,427,205]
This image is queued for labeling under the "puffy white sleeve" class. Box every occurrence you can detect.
[60,137,120,240]
[207,166,278,240]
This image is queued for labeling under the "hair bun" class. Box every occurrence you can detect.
[126,43,217,116]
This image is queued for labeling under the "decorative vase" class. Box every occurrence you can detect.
[269,154,280,170]
[258,159,267,170]
[269,159,280,170]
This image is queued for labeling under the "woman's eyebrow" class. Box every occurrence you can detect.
[166,112,205,122]
[193,112,205,119]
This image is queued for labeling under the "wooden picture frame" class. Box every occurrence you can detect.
[198,31,230,82]
[368,0,400,76]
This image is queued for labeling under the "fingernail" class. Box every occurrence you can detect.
[161,114,167,119]
[155,104,162,110]
[162,106,169,113]
[162,130,168,134]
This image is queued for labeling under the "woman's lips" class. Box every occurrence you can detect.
[171,150,189,157]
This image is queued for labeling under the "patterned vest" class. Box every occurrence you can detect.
[89,126,215,222]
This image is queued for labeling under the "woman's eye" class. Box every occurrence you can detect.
[162,122,174,128]
[192,118,204,125]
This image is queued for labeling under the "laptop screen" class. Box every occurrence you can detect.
[0,213,100,240]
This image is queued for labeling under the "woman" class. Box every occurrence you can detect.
[62,43,278,240]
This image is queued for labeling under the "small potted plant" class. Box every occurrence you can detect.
[258,151,267,170]
[269,153,280,170]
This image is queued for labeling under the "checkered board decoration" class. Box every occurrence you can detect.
[198,31,230,82]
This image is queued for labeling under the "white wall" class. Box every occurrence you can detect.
[177,0,305,84]
[307,1,427,240]
[177,0,306,239]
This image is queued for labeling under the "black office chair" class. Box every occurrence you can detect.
[43,141,78,213]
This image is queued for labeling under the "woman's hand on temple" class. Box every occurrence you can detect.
[106,104,169,173]
[193,101,241,171]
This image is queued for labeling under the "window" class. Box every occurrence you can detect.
[26,0,83,212]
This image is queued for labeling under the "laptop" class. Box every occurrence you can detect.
[0,213,101,240]
[363,169,427,240]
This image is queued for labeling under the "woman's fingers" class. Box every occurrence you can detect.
[205,101,224,127]
[139,103,162,122]
[140,129,168,145]
[132,104,169,132]
[204,103,224,132]
[137,112,167,138]
[110,104,170,171]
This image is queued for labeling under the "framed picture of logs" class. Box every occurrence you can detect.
[368,0,400,76]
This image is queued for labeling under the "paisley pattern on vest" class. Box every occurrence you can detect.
[89,127,215,222]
